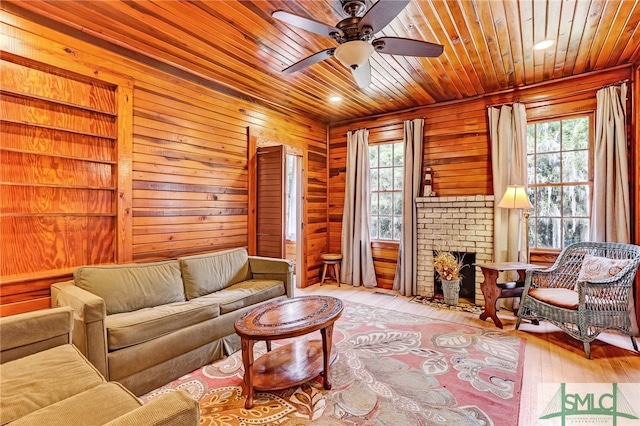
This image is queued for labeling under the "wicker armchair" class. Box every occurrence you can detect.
[516,242,640,359]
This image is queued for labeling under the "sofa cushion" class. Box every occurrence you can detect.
[105,300,221,351]
[74,261,185,315]
[194,279,286,314]
[0,345,105,424]
[9,383,141,426]
[179,248,253,300]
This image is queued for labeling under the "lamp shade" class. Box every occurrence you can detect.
[334,40,374,70]
[497,185,533,210]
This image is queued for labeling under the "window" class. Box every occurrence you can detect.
[369,142,403,241]
[527,116,591,249]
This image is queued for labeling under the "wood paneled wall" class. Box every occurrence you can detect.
[329,66,635,288]
[0,7,327,315]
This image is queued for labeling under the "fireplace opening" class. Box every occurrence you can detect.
[433,251,476,302]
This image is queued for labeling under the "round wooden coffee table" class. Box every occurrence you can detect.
[234,295,343,408]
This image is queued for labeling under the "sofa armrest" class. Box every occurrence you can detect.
[0,306,73,364]
[104,390,199,426]
[248,256,294,297]
[51,280,109,378]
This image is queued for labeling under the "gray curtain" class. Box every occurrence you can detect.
[489,103,528,266]
[340,129,377,288]
[590,83,636,335]
[393,118,424,296]
[591,82,630,243]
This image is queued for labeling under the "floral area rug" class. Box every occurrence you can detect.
[411,295,485,314]
[142,301,525,425]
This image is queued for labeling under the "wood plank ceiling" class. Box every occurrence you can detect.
[6,0,640,123]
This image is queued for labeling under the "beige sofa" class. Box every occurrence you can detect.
[51,247,293,396]
[0,306,199,425]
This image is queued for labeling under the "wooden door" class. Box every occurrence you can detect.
[256,145,285,258]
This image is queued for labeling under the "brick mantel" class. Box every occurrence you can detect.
[416,195,494,305]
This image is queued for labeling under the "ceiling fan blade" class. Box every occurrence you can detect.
[374,37,444,57]
[359,0,410,34]
[272,10,344,38]
[351,60,371,88]
[282,48,335,74]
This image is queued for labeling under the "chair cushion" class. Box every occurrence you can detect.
[577,255,631,282]
[9,383,141,426]
[74,261,185,315]
[105,300,220,351]
[193,279,286,314]
[179,248,253,300]
[528,288,579,310]
[0,345,105,424]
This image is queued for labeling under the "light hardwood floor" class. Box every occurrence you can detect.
[295,283,640,425]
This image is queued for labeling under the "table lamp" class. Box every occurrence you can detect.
[497,185,533,262]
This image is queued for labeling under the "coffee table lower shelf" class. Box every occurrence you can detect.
[252,340,338,391]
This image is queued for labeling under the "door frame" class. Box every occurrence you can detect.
[247,127,308,287]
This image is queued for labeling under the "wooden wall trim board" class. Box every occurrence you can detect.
[634,63,640,327]
[116,84,133,263]
[247,127,257,256]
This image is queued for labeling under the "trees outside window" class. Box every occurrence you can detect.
[527,115,591,249]
[369,142,403,241]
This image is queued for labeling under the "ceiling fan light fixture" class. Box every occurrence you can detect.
[334,40,374,70]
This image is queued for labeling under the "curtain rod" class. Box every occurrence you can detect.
[486,79,630,109]
[346,116,425,133]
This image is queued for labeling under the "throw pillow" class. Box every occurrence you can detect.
[577,255,631,282]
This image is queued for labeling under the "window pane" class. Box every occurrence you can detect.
[536,218,561,248]
[536,153,561,183]
[379,217,392,239]
[371,192,378,215]
[563,218,589,247]
[394,143,404,166]
[379,192,392,215]
[369,145,378,168]
[562,117,589,150]
[393,167,403,190]
[370,217,378,239]
[393,216,402,240]
[370,169,379,191]
[393,191,402,215]
[536,186,561,217]
[379,144,392,167]
[562,185,589,217]
[379,168,392,190]
[527,215,535,248]
[536,121,561,152]
[527,155,535,185]
[527,125,535,154]
[562,151,588,182]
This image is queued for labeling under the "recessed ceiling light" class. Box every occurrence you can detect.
[329,96,342,102]
[533,40,555,50]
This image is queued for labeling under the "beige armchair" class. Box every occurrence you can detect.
[0,307,199,425]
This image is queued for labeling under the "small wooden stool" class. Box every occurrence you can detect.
[320,253,342,286]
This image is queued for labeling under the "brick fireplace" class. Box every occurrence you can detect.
[416,195,494,306]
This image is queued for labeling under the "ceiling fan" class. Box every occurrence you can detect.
[272,0,444,89]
